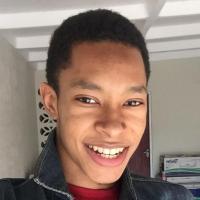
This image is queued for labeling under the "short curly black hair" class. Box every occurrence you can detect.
[46,9,150,93]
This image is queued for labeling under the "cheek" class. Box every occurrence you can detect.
[127,110,147,141]
[128,107,147,125]
[58,105,97,138]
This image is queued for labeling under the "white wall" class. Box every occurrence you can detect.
[149,57,200,177]
[0,35,38,178]
[35,69,46,153]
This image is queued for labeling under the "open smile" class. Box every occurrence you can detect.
[88,145,125,158]
[86,144,128,167]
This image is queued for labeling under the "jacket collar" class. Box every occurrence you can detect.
[119,169,137,200]
[33,129,72,198]
[33,129,136,199]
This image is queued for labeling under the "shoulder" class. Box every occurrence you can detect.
[129,173,194,200]
[0,178,42,200]
[0,178,25,199]
[0,178,26,189]
[0,177,32,188]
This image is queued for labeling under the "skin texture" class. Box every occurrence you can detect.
[40,41,147,189]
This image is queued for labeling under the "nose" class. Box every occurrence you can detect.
[95,108,127,138]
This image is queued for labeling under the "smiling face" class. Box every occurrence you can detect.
[40,41,147,189]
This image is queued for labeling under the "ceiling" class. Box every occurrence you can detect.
[0,0,200,70]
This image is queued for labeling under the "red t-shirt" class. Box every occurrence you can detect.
[68,183,120,200]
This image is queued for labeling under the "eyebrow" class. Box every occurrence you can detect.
[128,85,148,94]
[70,79,147,94]
[70,80,102,90]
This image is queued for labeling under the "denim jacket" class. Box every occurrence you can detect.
[0,131,194,200]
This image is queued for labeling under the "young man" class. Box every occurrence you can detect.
[0,9,193,200]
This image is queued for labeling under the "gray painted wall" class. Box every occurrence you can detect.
[0,35,38,178]
[149,57,200,177]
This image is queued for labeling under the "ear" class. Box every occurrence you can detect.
[39,82,58,120]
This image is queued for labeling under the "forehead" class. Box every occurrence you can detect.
[70,41,144,72]
[71,41,143,65]
[59,41,146,89]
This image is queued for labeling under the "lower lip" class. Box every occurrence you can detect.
[86,146,128,167]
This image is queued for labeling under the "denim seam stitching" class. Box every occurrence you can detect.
[127,171,138,200]
[37,141,51,176]
[33,178,73,200]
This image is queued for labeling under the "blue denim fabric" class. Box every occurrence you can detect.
[0,130,194,200]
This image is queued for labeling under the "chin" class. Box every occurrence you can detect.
[90,166,125,187]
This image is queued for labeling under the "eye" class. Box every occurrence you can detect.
[75,97,98,104]
[123,99,143,107]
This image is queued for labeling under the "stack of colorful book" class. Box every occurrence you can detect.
[160,155,200,200]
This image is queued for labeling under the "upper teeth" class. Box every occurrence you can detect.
[88,145,124,155]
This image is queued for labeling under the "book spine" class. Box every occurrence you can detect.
[166,176,200,183]
[181,183,200,189]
